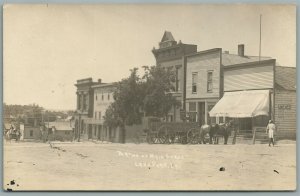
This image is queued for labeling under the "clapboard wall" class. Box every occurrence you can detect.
[186,48,222,99]
[274,90,296,138]
[224,60,275,92]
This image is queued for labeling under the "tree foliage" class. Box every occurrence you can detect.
[103,66,180,128]
[142,65,180,117]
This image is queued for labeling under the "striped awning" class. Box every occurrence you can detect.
[209,90,270,118]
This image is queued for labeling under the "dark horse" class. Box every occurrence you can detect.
[199,120,233,144]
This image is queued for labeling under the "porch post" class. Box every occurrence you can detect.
[205,100,208,124]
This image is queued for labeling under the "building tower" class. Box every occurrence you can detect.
[152,31,197,122]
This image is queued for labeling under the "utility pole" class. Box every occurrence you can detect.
[259,14,262,62]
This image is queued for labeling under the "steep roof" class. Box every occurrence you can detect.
[222,53,272,66]
[275,66,296,91]
[161,31,175,42]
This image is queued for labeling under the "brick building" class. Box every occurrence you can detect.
[152,31,197,122]
[74,79,121,142]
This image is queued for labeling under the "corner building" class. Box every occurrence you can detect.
[152,31,197,122]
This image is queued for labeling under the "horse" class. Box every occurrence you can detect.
[210,120,234,144]
[199,120,234,144]
[199,124,219,144]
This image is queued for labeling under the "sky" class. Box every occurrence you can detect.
[3,4,296,110]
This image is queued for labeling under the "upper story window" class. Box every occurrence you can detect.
[99,111,101,120]
[102,94,104,100]
[95,94,97,101]
[207,71,213,93]
[108,94,110,100]
[192,72,198,93]
[95,112,97,119]
[83,94,87,110]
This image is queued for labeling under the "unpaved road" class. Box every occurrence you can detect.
[3,141,296,191]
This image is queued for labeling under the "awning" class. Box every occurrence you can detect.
[209,90,270,118]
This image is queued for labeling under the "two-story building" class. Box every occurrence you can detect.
[185,44,276,130]
[74,78,121,142]
[184,48,223,126]
[86,82,120,142]
[74,78,98,140]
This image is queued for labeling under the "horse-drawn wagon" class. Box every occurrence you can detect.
[143,117,234,145]
[144,117,208,144]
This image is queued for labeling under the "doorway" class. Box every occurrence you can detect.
[88,124,92,139]
[198,102,205,126]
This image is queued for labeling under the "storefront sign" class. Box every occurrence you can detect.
[278,104,291,110]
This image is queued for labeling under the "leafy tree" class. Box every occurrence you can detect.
[103,68,143,143]
[141,65,180,118]
[103,65,181,142]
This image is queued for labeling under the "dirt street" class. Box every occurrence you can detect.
[3,141,296,191]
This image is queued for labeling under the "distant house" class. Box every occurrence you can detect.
[20,124,41,140]
[47,121,74,141]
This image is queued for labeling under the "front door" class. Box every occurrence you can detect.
[198,102,206,126]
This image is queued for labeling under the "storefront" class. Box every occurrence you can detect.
[209,90,271,132]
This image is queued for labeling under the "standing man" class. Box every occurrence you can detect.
[266,120,276,146]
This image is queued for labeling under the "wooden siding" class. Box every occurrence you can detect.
[186,50,221,99]
[275,90,296,134]
[224,63,274,91]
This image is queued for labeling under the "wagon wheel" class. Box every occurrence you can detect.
[158,125,170,144]
[187,128,200,144]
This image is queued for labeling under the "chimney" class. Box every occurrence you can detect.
[224,51,229,54]
[238,44,245,56]
[98,79,102,84]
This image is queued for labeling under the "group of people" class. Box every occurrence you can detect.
[5,125,21,141]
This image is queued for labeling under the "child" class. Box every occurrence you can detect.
[266,120,276,146]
